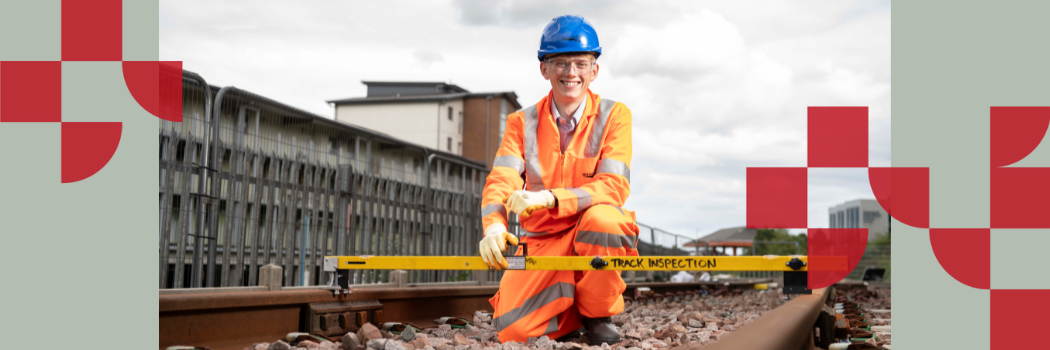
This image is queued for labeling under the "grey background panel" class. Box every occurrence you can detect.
[991,228,1050,289]
[0,1,157,349]
[123,0,159,61]
[895,0,1050,348]
[0,0,60,61]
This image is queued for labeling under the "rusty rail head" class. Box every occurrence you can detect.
[161,286,501,350]
[702,287,831,350]
[160,282,775,350]
[160,286,500,312]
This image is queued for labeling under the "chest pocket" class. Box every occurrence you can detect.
[571,155,599,187]
[569,98,616,188]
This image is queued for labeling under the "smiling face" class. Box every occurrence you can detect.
[540,52,599,103]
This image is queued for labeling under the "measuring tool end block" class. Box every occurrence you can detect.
[590,257,609,270]
[782,271,812,295]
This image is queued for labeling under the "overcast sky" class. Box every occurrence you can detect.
[160,0,890,247]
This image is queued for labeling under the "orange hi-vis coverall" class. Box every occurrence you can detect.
[481,90,639,343]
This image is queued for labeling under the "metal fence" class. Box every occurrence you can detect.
[161,70,489,289]
[635,223,695,256]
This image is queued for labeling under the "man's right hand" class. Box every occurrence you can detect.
[479,223,519,270]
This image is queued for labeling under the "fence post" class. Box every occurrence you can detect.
[205,86,233,288]
[650,227,655,253]
[259,263,282,291]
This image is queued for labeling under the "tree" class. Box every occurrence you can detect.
[752,228,807,255]
[870,231,890,246]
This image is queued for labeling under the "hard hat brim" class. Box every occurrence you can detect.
[538,47,602,62]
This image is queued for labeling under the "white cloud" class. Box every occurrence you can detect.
[611,10,745,79]
[161,0,890,246]
[413,50,445,69]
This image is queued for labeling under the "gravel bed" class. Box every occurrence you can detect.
[240,286,892,350]
[242,288,794,350]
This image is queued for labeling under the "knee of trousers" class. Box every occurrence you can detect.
[575,205,638,256]
[496,307,583,343]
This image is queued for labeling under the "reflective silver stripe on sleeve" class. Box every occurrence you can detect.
[521,229,549,237]
[493,282,574,331]
[584,99,617,158]
[596,158,630,183]
[544,315,559,335]
[575,230,636,249]
[523,105,545,190]
[493,155,525,174]
[568,187,592,211]
[481,204,508,220]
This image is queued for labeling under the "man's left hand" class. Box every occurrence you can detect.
[503,190,556,217]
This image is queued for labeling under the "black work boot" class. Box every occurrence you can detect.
[583,317,621,346]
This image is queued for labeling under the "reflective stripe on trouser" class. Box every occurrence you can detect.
[571,204,639,318]
[490,205,638,343]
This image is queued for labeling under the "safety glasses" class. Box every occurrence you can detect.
[546,59,595,74]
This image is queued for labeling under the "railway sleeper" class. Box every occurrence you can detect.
[304,300,384,338]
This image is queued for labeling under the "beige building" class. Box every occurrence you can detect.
[829,199,889,241]
[328,81,520,169]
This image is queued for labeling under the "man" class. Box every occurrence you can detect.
[478,15,638,345]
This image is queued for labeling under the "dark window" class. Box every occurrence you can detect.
[863,210,882,224]
[447,137,452,151]
[448,106,453,121]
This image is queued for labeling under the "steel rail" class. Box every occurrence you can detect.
[159,281,766,350]
[703,287,833,350]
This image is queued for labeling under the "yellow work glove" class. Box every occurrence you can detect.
[503,190,556,218]
[479,223,519,270]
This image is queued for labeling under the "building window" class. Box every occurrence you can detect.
[458,142,462,154]
[447,137,452,151]
[852,208,860,228]
[863,211,881,224]
[448,106,453,121]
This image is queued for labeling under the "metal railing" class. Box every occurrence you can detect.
[161,70,490,289]
[635,223,696,256]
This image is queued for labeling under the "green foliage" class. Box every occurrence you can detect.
[752,229,807,255]
[871,231,891,246]
[447,271,472,282]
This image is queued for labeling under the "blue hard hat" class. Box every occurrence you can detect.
[537,15,601,62]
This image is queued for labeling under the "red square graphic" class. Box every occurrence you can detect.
[1,61,61,123]
[746,167,807,228]
[807,107,868,167]
[992,290,1050,349]
[991,167,1050,228]
[62,0,122,61]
